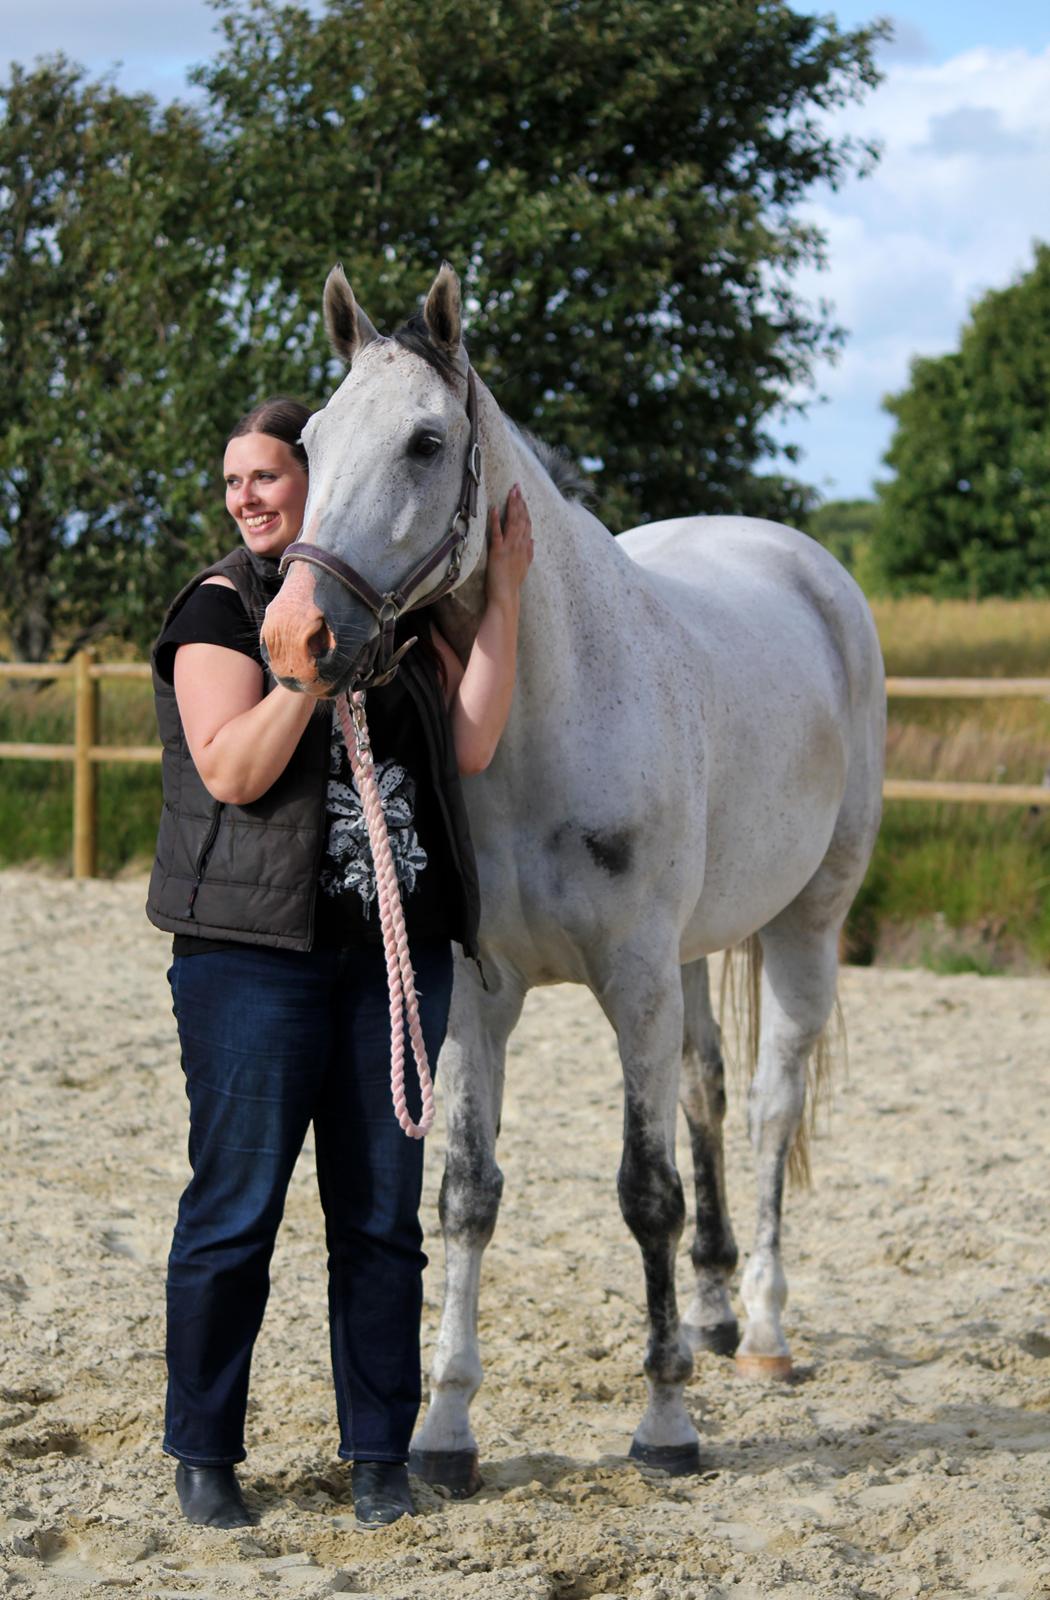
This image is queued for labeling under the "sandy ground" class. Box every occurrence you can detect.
[1,869,1048,1600]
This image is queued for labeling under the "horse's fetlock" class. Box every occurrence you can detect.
[690,1233,738,1276]
[644,1337,693,1389]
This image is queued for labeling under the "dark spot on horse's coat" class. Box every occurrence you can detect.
[584,828,633,877]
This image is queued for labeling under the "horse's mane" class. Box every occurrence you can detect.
[392,315,592,505]
[507,421,593,505]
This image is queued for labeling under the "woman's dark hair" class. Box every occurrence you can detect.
[227,397,312,470]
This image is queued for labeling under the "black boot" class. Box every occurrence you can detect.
[350,1460,415,1528]
[175,1462,254,1528]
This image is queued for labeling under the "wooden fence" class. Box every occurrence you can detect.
[1,654,1049,878]
[0,652,156,877]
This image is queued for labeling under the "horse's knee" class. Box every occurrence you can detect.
[618,1143,685,1247]
[438,1152,504,1244]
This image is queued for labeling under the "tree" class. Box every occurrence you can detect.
[806,497,878,576]
[1,7,884,656]
[195,0,883,529]
[0,60,238,657]
[874,244,1050,597]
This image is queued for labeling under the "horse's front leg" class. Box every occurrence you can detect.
[410,957,524,1496]
[597,949,700,1474]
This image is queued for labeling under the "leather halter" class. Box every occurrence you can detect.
[278,367,481,687]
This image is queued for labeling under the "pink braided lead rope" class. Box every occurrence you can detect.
[335,690,436,1139]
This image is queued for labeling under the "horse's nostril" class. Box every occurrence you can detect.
[308,620,335,661]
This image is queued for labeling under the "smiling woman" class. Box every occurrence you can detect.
[224,425,308,563]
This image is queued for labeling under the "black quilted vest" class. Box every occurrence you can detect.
[145,546,480,956]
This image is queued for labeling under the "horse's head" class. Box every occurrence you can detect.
[261,262,488,696]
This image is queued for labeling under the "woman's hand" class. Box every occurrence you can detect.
[485,483,534,607]
[437,484,534,776]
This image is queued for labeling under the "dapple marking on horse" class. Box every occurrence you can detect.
[261,262,885,1491]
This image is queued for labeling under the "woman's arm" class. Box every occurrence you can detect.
[173,581,316,805]
[431,484,534,776]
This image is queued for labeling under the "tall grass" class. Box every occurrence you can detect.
[872,595,1050,677]
[851,598,1050,971]
[0,676,160,875]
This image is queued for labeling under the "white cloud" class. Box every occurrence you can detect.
[774,44,1050,496]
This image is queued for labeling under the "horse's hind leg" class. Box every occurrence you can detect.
[736,916,838,1378]
[679,958,739,1356]
[410,959,524,1496]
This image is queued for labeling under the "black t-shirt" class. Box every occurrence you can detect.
[156,581,457,953]
[154,583,264,684]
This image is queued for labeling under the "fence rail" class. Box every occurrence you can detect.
[0,652,158,877]
[0,656,1048,877]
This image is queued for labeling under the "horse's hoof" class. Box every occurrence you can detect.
[407,1447,482,1498]
[684,1319,739,1357]
[733,1352,793,1381]
[628,1439,702,1476]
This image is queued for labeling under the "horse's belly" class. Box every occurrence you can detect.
[680,810,836,959]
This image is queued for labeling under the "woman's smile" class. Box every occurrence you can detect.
[223,432,308,559]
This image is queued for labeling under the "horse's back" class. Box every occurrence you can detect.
[619,514,883,708]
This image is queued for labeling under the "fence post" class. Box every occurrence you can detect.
[73,650,98,878]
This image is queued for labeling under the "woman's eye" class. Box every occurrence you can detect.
[412,433,443,459]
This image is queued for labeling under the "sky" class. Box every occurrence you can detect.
[3,0,1050,502]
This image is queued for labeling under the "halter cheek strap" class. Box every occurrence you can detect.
[279,367,481,687]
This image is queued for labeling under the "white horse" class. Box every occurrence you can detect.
[261,264,885,1492]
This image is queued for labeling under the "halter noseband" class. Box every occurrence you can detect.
[278,367,481,687]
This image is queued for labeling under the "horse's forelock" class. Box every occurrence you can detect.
[393,313,462,385]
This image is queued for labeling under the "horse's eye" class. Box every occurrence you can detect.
[411,432,444,460]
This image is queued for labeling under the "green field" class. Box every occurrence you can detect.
[2,597,1049,970]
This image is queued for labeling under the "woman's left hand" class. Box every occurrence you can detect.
[485,484,534,606]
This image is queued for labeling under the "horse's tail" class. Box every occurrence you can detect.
[718,936,844,1190]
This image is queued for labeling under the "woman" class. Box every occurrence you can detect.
[147,397,532,1530]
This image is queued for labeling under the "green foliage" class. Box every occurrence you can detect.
[1,4,884,655]
[806,496,878,579]
[0,59,243,658]
[873,243,1050,597]
[845,803,1050,972]
[194,0,882,529]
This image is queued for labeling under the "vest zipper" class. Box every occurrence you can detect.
[186,804,224,917]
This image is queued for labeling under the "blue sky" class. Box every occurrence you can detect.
[4,1,1049,502]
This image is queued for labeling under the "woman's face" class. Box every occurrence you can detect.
[223,431,308,560]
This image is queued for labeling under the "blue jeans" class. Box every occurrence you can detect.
[164,939,453,1467]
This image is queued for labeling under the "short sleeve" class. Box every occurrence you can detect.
[155,584,263,684]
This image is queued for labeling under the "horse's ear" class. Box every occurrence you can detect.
[323,264,379,364]
[423,261,462,353]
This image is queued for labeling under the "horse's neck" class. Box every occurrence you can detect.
[435,410,635,678]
